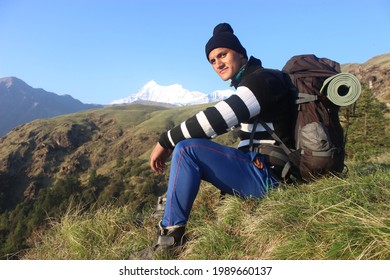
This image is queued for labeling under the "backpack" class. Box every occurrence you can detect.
[255,54,359,182]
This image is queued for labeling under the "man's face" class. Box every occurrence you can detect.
[208,47,245,81]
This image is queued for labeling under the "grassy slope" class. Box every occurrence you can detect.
[22,155,390,260]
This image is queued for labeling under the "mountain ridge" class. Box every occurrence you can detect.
[0,77,103,137]
[341,53,390,105]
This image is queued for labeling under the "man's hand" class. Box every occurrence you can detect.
[150,142,172,173]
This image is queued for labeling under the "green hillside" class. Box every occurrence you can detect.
[23,159,390,260]
[0,86,389,260]
[0,102,235,258]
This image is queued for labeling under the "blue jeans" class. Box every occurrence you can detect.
[162,138,278,227]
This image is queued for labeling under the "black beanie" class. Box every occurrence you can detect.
[205,23,247,61]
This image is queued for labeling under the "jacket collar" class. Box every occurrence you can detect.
[230,56,263,89]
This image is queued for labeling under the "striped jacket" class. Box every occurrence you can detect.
[159,56,295,151]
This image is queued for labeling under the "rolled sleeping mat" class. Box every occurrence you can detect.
[320,73,361,106]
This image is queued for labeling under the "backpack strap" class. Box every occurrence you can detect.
[254,119,296,180]
[282,162,292,178]
[303,147,339,157]
[249,117,259,152]
[257,119,292,156]
[296,93,318,104]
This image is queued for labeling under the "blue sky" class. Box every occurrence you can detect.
[0,0,389,105]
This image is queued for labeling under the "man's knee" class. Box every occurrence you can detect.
[172,139,209,161]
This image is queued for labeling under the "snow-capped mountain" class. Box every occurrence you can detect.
[110,80,234,106]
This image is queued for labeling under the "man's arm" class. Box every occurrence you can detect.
[158,86,261,149]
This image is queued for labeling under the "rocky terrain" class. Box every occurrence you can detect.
[342,53,390,105]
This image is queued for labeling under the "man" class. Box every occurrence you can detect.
[149,23,295,250]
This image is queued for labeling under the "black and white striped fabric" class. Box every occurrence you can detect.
[159,85,278,150]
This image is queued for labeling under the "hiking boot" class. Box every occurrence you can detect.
[152,194,167,219]
[128,221,186,260]
[152,221,187,250]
